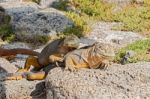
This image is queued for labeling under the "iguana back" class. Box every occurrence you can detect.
[38,39,64,66]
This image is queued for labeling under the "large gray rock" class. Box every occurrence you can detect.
[0,58,17,73]
[86,22,144,48]
[46,62,150,99]
[14,8,73,42]
[0,80,46,99]
[39,0,58,8]
[0,2,39,24]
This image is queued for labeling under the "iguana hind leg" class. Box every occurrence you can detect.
[5,73,23,80]
[5,71,46,81]
[17,56,41,73]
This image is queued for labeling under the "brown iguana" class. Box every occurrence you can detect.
[64,42,115,71]
[6,34,80,80]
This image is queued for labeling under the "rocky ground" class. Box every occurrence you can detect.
[0,0,150,99]
[46,62,150,99]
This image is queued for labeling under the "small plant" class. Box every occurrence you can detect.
[64,12,91,37]
[115,39,150,63]
[0,14,15,42]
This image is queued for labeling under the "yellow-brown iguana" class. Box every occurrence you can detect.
[5,34,80,80]
[64,42,115,71]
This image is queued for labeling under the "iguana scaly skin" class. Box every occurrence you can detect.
[0,48,39,60]
[7,35,80,80]
[64,42,115,71]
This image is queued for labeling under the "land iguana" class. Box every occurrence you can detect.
[6,34,80,80]
[64,42,115,71]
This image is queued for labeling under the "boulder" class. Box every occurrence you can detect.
[0,80,46,99]
[0,2,73,43]
[0,58,17,73]
[14,8,73,42]
[86,22,144,48]
[0,2,39,24]
[46,62,150,99]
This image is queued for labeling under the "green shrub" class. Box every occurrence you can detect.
[114,5,150,37]
[54,0,114,36]
[0,24,15,42]
[73,0,114,21]
[64,12,91,37]
[115,39,150,63]
[0,14,15,42]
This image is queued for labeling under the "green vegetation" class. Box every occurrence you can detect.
[34,35,50,44]
[54,0,150,37]
[0,14,15,42]
[115,39,150,63]
[64,12,91,37]
[114,5,150,37]
[55,0,114,36]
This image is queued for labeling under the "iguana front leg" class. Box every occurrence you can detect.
[17,56,41,73]
[49,54,64,63]
[65,56,77,72]
[99,60,110,69]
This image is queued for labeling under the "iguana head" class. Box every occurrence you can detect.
[63,34,80,49]
[93,42,115,58]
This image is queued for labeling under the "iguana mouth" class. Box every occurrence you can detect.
[101,53,115,57]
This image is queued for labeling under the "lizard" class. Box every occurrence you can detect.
[5,34,80,80]
[64,42,115,71]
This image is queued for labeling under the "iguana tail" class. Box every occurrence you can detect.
[0,48,40,56]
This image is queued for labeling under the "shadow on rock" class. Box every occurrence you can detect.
[0,67,7,99]
[31,81,46,99]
